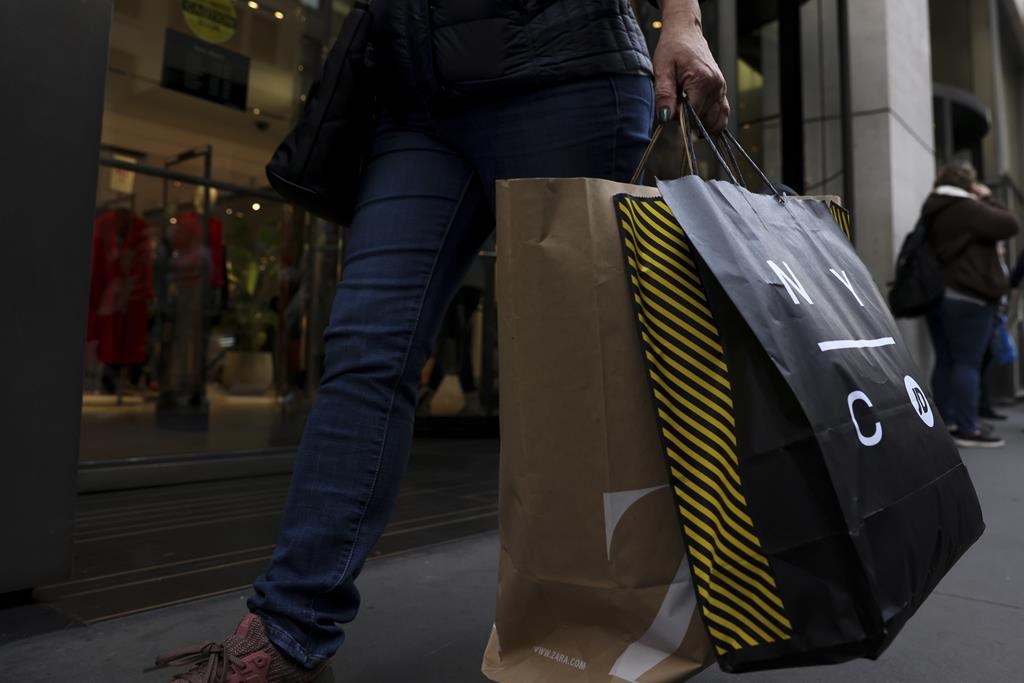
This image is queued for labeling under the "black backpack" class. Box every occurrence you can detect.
[888,203,961,318]
[266,1,374,225]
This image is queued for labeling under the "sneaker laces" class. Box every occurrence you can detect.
[146,642,247,683]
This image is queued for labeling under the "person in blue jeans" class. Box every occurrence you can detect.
[155,1,730,681]
[923,161,1020,448]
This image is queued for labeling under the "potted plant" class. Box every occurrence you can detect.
[221,215,279,394]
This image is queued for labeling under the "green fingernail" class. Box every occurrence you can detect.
[658,107,670,124]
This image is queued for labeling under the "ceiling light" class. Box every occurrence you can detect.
[253,107,261,115]
[252,202,261,211]
[226,208,234,215]
[248,1,259,9]
[274,11,285,20]
[169,217,178,225]
[652,20,663,29]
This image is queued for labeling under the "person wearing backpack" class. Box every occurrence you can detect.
[923,161,1019,448]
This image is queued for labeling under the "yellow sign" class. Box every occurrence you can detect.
[182,0,237,44]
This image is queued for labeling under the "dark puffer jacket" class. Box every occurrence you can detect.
[371,0,653,103]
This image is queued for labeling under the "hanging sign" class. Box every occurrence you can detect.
[182,0,237,44]
[109,154,138,195]
[161,29,250,110]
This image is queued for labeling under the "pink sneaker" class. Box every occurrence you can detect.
[149,614,333,682]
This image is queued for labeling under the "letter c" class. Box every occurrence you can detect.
[847,390,882,447]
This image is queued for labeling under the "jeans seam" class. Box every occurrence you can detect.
[317,170,476,600]
[263,620,310,666]
[608,75,621,181]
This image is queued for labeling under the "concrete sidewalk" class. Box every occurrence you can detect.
[2,411,1022,682]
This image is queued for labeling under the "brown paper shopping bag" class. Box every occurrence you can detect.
[481,178,713,683]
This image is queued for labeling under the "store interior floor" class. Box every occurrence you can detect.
[79,378,490,462]
[79,385,295,461]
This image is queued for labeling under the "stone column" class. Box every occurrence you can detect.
[846,0,936,366]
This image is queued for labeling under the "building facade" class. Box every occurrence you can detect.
[3,0,1024,592]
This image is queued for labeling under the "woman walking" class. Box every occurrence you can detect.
[154,1,729,680]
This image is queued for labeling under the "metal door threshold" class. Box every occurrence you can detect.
[77,449,296,493]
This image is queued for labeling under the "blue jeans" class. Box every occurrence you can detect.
[926,295,997,434]
[248,75,654,668]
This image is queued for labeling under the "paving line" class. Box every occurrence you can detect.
[374,510,497,539]
[72,508,288,544]
[73,501,497,545]
[54,512,499,602]
[74,499,288,538]
[74,501,286,540]
[75,476,289,509]
[80,527,501,624]
[83,584,256,624]
[75,476,491,522]
[75,492,288,525]
[75,496,289,531]
[75,485,290,520]
[40,544,278,590]
[77,498,495,541]
[41,555,276,601]
[934,590,1024,612]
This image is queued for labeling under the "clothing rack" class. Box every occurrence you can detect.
[96,194,136,214]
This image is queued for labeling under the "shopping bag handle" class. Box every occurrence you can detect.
[717,127,785,201]
[631,96,738,185]
[630,111,676,184]
[631,96,786,204]
[683,97,788,203]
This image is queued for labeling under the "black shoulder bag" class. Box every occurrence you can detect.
[889,201,965,318]
[265,0,374,225]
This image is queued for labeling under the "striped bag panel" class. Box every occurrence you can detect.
[614,194,794,656]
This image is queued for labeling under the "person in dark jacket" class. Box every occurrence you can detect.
[924,160,1019,448]
[155,1,729,681]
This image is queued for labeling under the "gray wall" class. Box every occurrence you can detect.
[0,0,112,592]
[846,0,936,370]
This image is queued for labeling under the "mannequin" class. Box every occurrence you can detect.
[87,207,153,393]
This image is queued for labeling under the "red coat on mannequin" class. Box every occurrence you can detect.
[87,209,153,366]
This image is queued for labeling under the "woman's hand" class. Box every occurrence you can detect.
[653,0,730,133]
[971,182,993,200]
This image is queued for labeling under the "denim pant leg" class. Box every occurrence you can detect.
[940,298,997,434]
[249,125,492,667]
[251,75,654,668]
[437,76,655,203]
[926,308,955,424]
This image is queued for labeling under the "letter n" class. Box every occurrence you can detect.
[767,260,814,304]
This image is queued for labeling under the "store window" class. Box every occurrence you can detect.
[736,0,845,196]
[83,0,497,463]
[635,0,847,197]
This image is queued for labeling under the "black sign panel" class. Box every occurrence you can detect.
[161,29,249,110]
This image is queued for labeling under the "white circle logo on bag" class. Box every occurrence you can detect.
[904,375,935,427]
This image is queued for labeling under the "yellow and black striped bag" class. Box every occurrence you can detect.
[613,176,983,672]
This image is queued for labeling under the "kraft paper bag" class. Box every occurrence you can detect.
[481,178,714,683]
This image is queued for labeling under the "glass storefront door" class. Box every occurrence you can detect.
[735,0,846,197]
[82,0,497,464]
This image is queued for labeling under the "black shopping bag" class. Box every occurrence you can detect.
[613,176,984,672]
